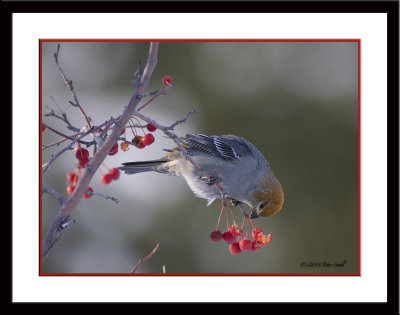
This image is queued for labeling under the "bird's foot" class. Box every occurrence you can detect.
[226,197,242,207]
[199,175,222,186]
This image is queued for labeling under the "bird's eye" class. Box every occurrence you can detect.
[259,202,265,209]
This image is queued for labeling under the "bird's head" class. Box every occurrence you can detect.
[249,174,284,219]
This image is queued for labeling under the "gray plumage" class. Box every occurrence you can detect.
[119,134,274,208]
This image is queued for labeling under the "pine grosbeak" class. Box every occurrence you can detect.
[119,134,284,219]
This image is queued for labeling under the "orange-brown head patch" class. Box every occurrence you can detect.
[251,174,284,217]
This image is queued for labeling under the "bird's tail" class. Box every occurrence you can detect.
[118,159,168,175]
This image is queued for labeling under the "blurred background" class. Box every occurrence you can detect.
[41,41,358,274]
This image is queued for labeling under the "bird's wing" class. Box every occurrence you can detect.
[181,134,251,162]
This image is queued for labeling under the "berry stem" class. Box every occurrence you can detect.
[216,203,225,231]
[128,120,138,136]
[227,206,236,226]
[240,216,246,231]
[225,205,230,230]
[130,116,147,135]
[245,218,250,239]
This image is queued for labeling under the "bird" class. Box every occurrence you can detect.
[119,134,284,219]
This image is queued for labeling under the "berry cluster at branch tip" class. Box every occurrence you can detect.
[210,204,272,255]
[121,121,157,151]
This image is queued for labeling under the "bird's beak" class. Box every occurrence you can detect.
[250,210,259,219]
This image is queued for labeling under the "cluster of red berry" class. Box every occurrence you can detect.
[100,167,120,185]
[209,203,272,255]
[66,168,94,199]
[119,123,157,152]
[117,74,172,152]
[210,224,271,255]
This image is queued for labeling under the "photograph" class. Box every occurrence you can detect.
[40,40,359,275]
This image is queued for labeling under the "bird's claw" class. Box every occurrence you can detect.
[227,197,241,207]
[199,175,221,186]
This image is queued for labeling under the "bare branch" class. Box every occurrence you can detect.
[42,123,93,146]
[45,110,81,132]
[42,137,70,150]
[42,42,160,262]
[41,126,95,176]
[129,243,162,273]
[167,109,196,130]
[90,191,119,203]
[53,44,92,128]
[42,182,67,204]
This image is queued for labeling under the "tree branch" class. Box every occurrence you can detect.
[42,182,67,204]
[42,42,160,262]
[129,243,162,273]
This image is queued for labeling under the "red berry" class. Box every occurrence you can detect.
[162,75,173,86]
[76,147,89,161]
[100,173,113,185]
[66,172,78,184]
[251,227,263,240]
[258,233,272,245]
[132,136,146,149]
[229,242,242,255]
[210,230,223,242]
[239,239,253,251]
[228,225,243,237]
[79,157,90,168]
[222,231,236,243]
[108,142,118,156]
[142,133,155,146]
[251,241,261,251]
[146,124,157,132]
[66,184,75,195]
[108,168,120,180]
[83,187,94,199]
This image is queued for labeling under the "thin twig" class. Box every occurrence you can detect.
[90,191,119,203]
[42,137,70,150]
[42,182,67,204]
[53,44,92,128]
[42,126,95,176]
[129,243,162,273]
[45,110,81,132]
[167,109,196,130]
[42,123,93,146]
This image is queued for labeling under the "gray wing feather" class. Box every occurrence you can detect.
[181,134,253,162]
